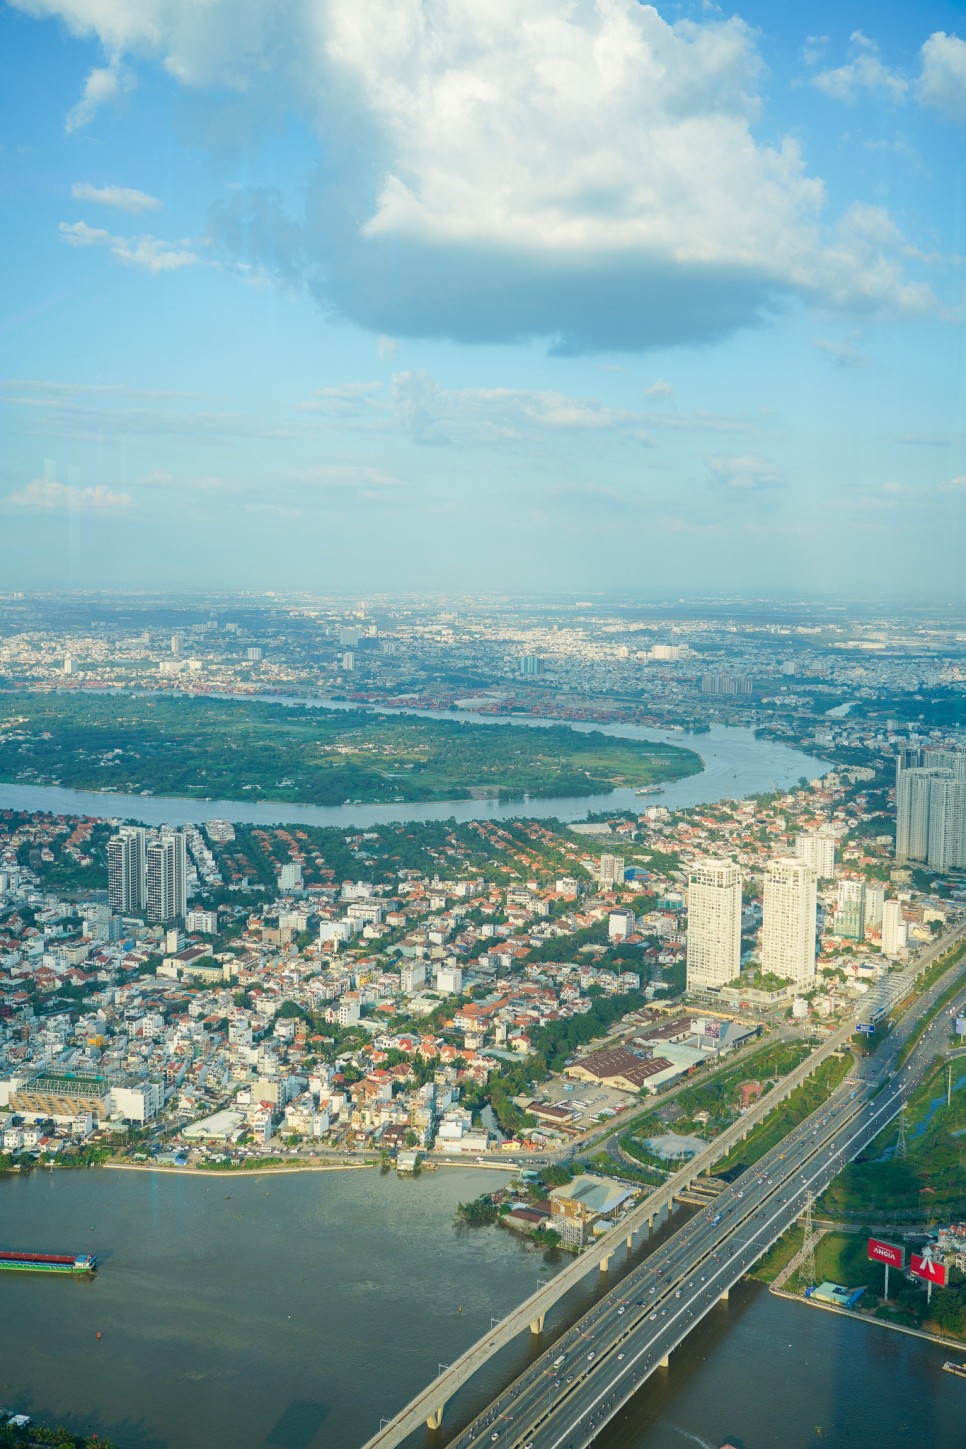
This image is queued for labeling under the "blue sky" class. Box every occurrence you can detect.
[1,0,964,598]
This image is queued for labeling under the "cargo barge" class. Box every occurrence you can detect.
[942,1360,966,1380]
[0,1251,96,1275]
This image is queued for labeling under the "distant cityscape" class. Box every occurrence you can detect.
[0,593,962,1190]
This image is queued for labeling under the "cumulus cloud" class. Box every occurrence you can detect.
[13,0,940,351]
[6,479,132,512]
[59,218,198,271]
[812,32,908,104]
[645,379,675,398]
[704,453,786,491]
[918,32,966,122]
[71,182,162,213]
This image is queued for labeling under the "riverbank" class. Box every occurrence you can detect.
[772,1283,966,1353]
[0,716,828,829]
[102,1159,377,1177]
[0,691,701,809]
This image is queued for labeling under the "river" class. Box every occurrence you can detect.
[0,700,827,829]
[0,1169,960,1449]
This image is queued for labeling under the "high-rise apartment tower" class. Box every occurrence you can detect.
[686,859,742,991]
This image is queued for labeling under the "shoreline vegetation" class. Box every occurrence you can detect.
[0,693,701,808]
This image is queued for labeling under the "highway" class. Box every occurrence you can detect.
[438,942,966,1449]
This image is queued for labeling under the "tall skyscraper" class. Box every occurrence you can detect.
[145,829,187,924]
[761,856,817,987]
[794,830,836,879]
[927,778,966,874]
[686,859,741,991]
[895,749,966,871]
[896,766,947,862]
[107,826,147,915]
[835,879,865,940]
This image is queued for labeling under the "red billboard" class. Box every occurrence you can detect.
[867,1238,904,1269]
[910,1252,948,1286]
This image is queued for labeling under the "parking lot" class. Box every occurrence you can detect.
[526,1076,637,1129]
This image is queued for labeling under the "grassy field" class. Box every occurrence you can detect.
[819,1058,966,1221]
[714,1052,854,1175]
[0,692,701,806]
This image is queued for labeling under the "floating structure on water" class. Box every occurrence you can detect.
[0,1250,97,1275]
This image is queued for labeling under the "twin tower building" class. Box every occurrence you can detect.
[686,853,818,994]
[107,825,188,925]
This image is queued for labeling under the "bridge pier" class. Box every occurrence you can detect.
[426,1403,445,1431]
[719,1288,729,1303]
[659,1353,670,1369]
[529,1312,545,1334]
[626,1230,635,1250]
[600,1253,612,1273]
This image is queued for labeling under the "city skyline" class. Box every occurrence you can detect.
[1,0,964,596]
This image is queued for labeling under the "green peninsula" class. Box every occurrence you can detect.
[0,692,701,807]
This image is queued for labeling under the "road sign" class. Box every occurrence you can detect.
[856,1023,875,1035]
[910,1251,948,1286]
[955,1016,966,1037]
[867,1238,904,1269]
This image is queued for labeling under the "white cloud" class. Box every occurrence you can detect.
[812,32,908,104]
[65,59,133,133]
[391,369,654,445]
[918,32,966,122]
[71,182,162,213]
[392,369,755,445]
[10,0,938,353]
[704,453,785,491]
[645,379,675,398]
[6,479,132,512]
[59,219,198,272]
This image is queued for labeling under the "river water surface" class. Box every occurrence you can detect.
[0,1168,961,1449]
[0,705,827,830]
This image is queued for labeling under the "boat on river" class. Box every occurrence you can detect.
[0,1250,97,1275]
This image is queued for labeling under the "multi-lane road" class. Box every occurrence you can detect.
[444,949,966,1449]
